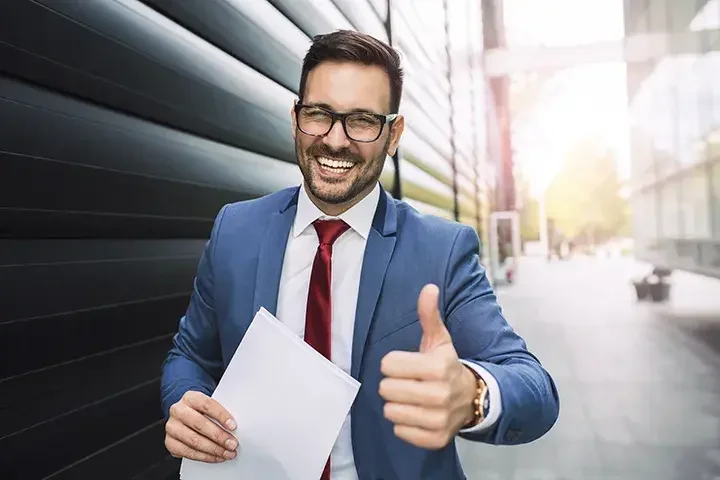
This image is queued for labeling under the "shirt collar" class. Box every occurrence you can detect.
[293,182,380,240]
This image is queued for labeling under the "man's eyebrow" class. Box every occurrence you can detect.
[306,102,382,115]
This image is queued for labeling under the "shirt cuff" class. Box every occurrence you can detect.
[457,359,502,433]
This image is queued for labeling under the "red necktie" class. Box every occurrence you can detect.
[304,219,349,480]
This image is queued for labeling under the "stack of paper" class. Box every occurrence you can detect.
[180,307,361,480]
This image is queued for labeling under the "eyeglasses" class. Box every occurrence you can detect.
[294,104,398,143]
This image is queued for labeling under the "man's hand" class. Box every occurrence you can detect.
[379,284,478,449]
[164,390,238,462]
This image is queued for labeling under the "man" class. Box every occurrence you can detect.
[161,29,559,480]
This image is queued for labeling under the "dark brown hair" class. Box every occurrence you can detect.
[299,29,403,114]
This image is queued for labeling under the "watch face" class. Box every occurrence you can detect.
[479,384,490,417]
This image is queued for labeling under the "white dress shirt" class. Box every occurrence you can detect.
[275,182,501,479]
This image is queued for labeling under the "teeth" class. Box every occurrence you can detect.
[318,157,353,169]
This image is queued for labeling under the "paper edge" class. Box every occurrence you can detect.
[256,307,361,390]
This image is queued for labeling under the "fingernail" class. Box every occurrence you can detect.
[226,419,236,430]
[224,450,236,460]
[226,438,237,450]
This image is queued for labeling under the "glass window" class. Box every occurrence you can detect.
[710,52,720,130]
[647,60,679,180]
[647,0,669,32]
[676,55,702,166]
[659,180,680,237]
[680,169,711,238]
[632,190,658,241]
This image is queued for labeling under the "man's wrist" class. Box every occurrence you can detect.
[460,364,480,426]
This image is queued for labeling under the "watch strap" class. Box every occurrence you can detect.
[466,368,490,428]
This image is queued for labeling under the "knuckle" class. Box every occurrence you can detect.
[213,443,226,457]
[184,446,199,461]
[193,418,206,433]
[165,438,181,458]
[436,411,451,429]
[431,364,445,380]
[437,386,452,406]
[166,419,180,436]
[200,399,213,414]
[172,403,189,420]
[213,429,226,445]
[189,435,201,449]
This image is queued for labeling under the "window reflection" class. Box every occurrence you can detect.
[627,0,720,244]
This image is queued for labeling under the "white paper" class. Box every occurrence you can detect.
[180,307,361,480]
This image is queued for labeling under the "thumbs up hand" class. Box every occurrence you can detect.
[379,284,479,449]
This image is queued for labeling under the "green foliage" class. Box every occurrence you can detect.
[520,197,540,241]
[516,173,540,242]
[544,137,629,243]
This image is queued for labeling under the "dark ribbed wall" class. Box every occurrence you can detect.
[0,0,492,478]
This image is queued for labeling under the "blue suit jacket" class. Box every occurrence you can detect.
[161,185,559,480]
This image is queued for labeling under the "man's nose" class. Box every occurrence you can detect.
[322,119,351,150]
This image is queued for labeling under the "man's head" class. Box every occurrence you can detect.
[291,30,405,214]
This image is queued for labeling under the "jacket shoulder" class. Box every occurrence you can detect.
[207,186,298,242]
[394,199,477,242]
[223,186,298,218]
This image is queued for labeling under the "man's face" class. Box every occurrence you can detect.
[291,61,404,209]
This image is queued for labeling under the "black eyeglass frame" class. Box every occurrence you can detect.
[294,103,398,143]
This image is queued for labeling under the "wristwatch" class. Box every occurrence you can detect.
[465,369,490,428]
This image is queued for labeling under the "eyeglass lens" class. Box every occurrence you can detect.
[297,106,383,142]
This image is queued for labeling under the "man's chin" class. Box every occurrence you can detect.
[309,186,354,205]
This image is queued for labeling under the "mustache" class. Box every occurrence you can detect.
[305,144,362,164]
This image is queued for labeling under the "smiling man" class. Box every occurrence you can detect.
[161,30,559,480]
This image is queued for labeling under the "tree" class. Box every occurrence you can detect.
[515,169,540,242]
[544,137,629,243]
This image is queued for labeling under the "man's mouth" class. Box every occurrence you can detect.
[315,156,355,174]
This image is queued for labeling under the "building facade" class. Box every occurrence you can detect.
[626,0,720,277]
[0,1,499,478]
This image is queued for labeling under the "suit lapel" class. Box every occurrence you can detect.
[351,188,397,379]
[252,188,299,317]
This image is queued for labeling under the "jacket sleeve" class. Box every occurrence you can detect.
[160,204,229,418]
[443,226,560,445]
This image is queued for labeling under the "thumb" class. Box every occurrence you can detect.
[418,284,451,349]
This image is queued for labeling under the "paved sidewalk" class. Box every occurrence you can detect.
[458,256,720,480]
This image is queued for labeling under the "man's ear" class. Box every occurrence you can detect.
[387,115,405,157]
[290,99,298,140]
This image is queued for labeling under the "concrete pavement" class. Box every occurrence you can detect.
[458,256,720,480]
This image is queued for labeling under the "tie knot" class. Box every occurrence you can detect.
[313,219,349,246]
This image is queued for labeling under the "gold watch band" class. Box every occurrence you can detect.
[466,370,488,428]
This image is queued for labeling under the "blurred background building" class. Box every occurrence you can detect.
[626,0,720,278]
[1,0,719,479]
